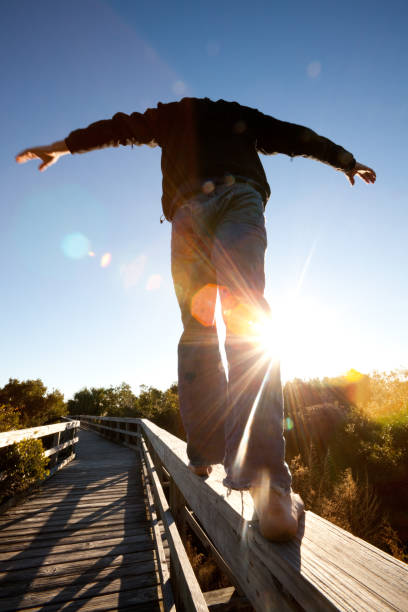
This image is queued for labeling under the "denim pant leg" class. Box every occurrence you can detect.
[171,203,227,467]
[211,185,292,492]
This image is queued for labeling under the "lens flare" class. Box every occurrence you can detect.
[232,359,275,474]
[100,253,112,268]
[146,274,162,291]
[307,61,321,78]
[61,233,90,259]
[285,417,294,431]
[120,255,147,289]
[345,368,364,383]
[172,80,186,95]
[202,180,215,194]
[191,284,218,327]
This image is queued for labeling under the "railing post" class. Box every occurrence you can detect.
[136,422,142,450]
[50,430,61,469]
[169,478,187,542]
[70,424,77,460]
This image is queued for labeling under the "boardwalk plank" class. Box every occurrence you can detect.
[0,533,155,562]
[15,493,145,506]
[0,574,161,610]
[0,429,166,611]
[0,550,157,582]
[0,516,149,537]
[0,526,150,551]
[0,559,159,598]
[0,507,147,529]
[4,497,145,511]
[0,532,155,574]
[25,590,164,612]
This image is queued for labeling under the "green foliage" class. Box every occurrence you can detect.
[68,381,185,439]
[0,378,65,505]
[363,370,408,425]
[290,454,406,561]
[287,370,408,561]
[136,384,184,438]
[67,383,138,417]
[0,438,49,504]
[0,404,20,432]
[0,378,66,430]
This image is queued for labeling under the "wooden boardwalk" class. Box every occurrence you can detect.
[0,429,166,611]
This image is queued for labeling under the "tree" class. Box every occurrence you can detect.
[67,383,138,417]
[136,384,184,438]
[68,381,185,438]
[67,387,108,416]
[0,404,20,432]
[104,383,138,417]
[0,379,66,429]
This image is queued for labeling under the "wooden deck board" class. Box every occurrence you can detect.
[0,429,165,611]
[0,526,151,552]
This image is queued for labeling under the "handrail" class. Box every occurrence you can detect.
[77,414,408,612]
[0,420,78,447]
[0,420,80,478]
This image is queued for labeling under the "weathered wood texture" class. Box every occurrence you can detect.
[0,421,79,448]
[74,416,408,611]
[0,421,80,514]
[137,419,408,612]
[0,428,165,611]
[141,437,209,611]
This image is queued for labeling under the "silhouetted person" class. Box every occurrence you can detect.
[16,97,376,540]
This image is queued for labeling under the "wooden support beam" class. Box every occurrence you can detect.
[184,508,246,599]
[140,448,175,612]
[140,436,209,612]
[44,436,79,457]
[203,587,253,611]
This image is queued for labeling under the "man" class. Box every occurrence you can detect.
[16,97,376,541]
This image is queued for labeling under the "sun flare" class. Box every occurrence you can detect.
[259,294,350,382]
[215,292,352,383]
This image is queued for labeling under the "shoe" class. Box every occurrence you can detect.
[250,485,304,542]
[188,463,212,477]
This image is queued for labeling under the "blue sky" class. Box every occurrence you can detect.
[2,0,407,400]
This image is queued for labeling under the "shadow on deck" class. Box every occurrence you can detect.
[0,429,164,611]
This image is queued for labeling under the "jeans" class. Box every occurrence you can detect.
[171,181,292,492]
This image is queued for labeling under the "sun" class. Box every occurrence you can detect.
[213,289,353,383]
[261,294,350,382]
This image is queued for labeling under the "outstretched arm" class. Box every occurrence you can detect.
[16,106,159,172]
[16,140,70,172]
[251,108,376,186]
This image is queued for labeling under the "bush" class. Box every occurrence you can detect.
[0,438,49,504]
[0,404,20,432]
[290,453,407,562]
[185,533,230,591]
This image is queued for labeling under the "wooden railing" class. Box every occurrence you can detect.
[0,419,80,486]
[76,415,408,612]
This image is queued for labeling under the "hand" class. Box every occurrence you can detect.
[345,162,376,186]
[15,140,69,172]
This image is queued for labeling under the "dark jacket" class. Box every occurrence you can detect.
[65,97,356,220]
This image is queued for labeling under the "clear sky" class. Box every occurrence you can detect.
[1,0,407,400]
